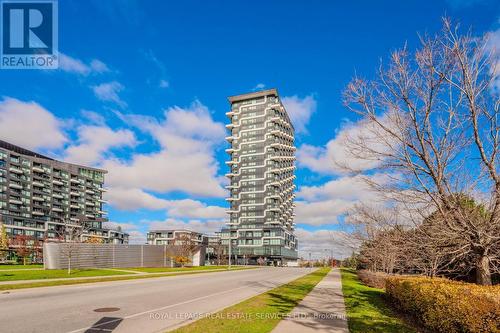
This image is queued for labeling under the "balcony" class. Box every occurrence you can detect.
[9,166,22,174]
[52,179,63,186]
[8,182,22,189]
[8,198,23,205]
[32,166,44,173]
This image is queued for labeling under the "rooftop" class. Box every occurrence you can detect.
[0,139,107,173]
[228,88,279,103]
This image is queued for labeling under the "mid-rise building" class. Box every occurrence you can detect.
[221,89,298,265]
[0,140,128,259]
[147,229,207,246]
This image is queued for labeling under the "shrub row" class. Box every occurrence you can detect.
[385,276,500,333]
[357,269,389,289]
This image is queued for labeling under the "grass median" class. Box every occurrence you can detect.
[0,264,43,270]
[0,268,129,281]
[0,266,255,291]
[340,268,415,333]
[172,267,330,333]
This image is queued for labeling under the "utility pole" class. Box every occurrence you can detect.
[228,232,231,270]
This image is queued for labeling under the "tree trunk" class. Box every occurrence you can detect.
[476,255,492,286]
[68,254,71,275]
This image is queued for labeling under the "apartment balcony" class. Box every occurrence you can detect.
[8,182,22,190]
[32,166,44,173]
[70,178,81,184]
[70,204,79,209]
[86,201,95,206]
[52,179,63,186]
[225,172,236,177]
[225,124,234,129]
[225,111,235,117]
[98,199,108,204]
[70,191,80,196]
[225,136,235,142]
[52,193,63,199]
[85,214,95,219]
[9,166,23,174]
[85,189,95,195]
[8,198,22,205]
[97,187,107,192]
[225,148,235,154]
[32,196,44,202]
[32,211,44,216]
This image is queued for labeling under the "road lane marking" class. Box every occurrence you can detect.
[66,269,307,333]
[66,284,250,333]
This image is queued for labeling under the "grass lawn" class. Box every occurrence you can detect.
[0,266,254,291]
[172,267,331,333]
[0,268,129,281]
[0,264,43,270]
[126,265,233,273]
[340,268,415,333]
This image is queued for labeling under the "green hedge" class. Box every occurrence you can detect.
[385,276,500,333]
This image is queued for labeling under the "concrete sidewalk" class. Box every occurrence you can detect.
[272,268,349,333]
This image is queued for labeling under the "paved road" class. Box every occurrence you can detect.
[0,267,314,333]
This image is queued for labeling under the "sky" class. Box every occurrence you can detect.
[0,0,499,259]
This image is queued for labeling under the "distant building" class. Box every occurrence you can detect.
[0,140,128,260]
[221,89,298,265]
[147,229,207,246]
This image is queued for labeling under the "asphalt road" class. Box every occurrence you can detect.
[0,267,314,333]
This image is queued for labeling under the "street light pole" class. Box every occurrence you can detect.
[228,233,231,270]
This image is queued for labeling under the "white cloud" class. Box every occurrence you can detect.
[159,80,169,88]
[486,27,500,93]
[252,83,266,91]
[297,115,391,175]
[295,199,352,226]
[92,81,127,108]
[64,125,137,165]
[105,188,226,219]
[297,173,390,202]
[103,221,146,244]
[89,59,110,73]
[295,228,358,260]
[81,110,106,125]
[104,101,226,199]
[148,218,226,235]
[59,53,109,75]
[0,97,67,150]
[282,95,317,134]
[294,173,391,226]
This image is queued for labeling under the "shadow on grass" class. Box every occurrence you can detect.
[341,269,415,333]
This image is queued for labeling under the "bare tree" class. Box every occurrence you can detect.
[342,18,500,285]
[165,234,199,267]
[55,221,85,275]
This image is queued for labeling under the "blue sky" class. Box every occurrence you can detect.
[0,0,499,258]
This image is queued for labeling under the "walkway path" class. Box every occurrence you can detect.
[272,268,349,333]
